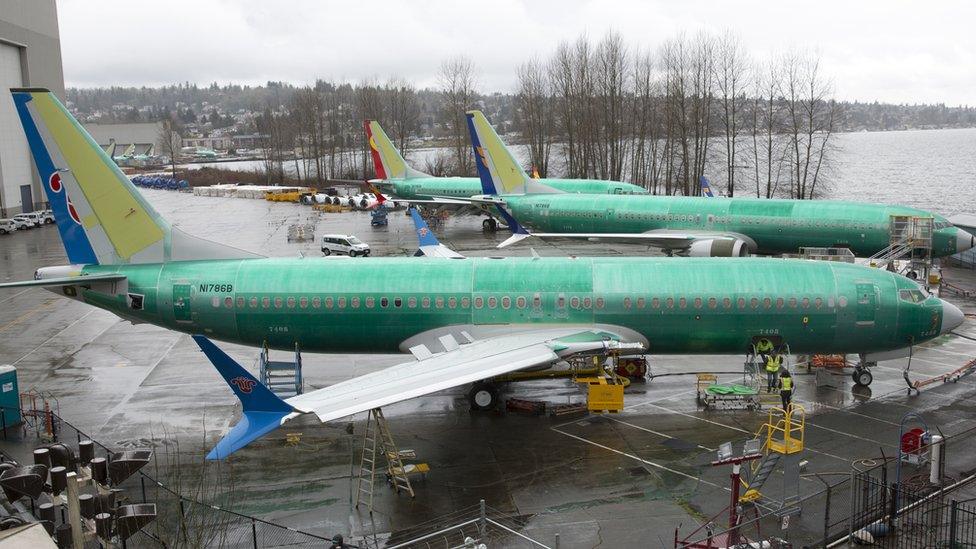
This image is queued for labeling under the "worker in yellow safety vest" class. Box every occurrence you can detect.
[765,352,783,393]
[779,369,794,410]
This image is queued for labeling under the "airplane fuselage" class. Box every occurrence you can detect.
[503,194,964,257]
[64,256,945,354]
[383,177,648,200]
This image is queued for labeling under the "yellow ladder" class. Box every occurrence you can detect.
[355,408,415,513]
[740,405,806,503]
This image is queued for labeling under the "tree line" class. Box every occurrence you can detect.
[66,33,976,197]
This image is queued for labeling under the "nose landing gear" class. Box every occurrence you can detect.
[853,356,876,387]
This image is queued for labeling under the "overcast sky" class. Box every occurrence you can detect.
[58,0,975,106]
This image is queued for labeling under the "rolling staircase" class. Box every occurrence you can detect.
[356,408,416,513]
[740,404,805,507]
[259,342,303,398]
[868,216,934,279]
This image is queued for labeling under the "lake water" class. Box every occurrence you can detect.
[186,128,976,217]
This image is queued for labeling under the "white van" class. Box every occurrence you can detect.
[321,234,370,257]
[13,213,42,228]
[0,219,16,234]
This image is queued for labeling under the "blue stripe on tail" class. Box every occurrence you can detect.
[12,92,98,265]
[192,336,293,460]
[466,113,497,196]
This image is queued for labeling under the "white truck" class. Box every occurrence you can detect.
[321,234,371,257]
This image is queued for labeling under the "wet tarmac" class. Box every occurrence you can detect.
[0,189,974,547]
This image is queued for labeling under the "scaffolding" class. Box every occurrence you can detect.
[740,404,806,510]
[869,215,935,283]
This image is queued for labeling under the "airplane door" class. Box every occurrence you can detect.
[855,283,878,327]
[173,284,192,323]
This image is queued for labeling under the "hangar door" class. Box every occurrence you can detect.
[0,44,35,214]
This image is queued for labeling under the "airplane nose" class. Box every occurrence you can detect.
[940,301,965,335]
[958,229,976,253]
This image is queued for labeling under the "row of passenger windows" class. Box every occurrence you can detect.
[208,294,849,311]
[549,210,886,231]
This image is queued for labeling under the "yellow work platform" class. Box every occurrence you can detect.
[577,376,625,413]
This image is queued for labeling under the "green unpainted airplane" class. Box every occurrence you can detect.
[365,120,648,230]
[3,89,965,459]
[462,111,975,259]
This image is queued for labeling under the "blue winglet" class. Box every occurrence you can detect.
[192,336,293,460]
[466,113,497,196]
[409,208,441,247]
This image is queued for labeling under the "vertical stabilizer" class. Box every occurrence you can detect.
[365,120,428,180]
[464,110,560,196]
[11,89,261,264]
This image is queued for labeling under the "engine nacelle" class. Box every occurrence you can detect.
[685,238,749,257]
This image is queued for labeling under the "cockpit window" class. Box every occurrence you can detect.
[899,289,928,303]
[934,220,952,229]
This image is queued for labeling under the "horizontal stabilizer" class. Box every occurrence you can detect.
[192,336,295,460]
[0,273,126,289]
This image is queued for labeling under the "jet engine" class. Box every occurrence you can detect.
[685,238,750,257]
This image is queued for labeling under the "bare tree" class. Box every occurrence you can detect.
[385,77,421,155]
[782,51,837,199]
[630,49,664,192]
[593,31,629,181]
[157,116,182,181]
[438,56,478,175]
[516,58,554,176]
[716,32,748,197]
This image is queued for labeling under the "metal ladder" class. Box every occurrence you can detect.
[355,408,415,513]
[259,342,303,397]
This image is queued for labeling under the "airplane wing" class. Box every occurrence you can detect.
[409,208,464,258]
[492,203,753,256]
[0,273,127,289]
[195,329,643,459]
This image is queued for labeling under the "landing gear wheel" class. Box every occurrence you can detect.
[853,368,873,387]
[482,218,498,232]
[322,248,331,256]
[468,382,499,411]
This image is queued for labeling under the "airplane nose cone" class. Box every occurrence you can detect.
[958,229,976,254]
[941,301,965,335]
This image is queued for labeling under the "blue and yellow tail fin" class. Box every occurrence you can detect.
[700,176,715,197]
[464,110,560,196]
[11,89,260,265]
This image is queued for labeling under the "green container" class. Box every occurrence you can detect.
[0,365,21,429]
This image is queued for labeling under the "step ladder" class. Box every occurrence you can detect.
[355,408,415,513]
[740,404,805,504]
[868,216,934,279]
[259,342,303,398]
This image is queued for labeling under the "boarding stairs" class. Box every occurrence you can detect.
[745,343,794,409]
[740,405,805,509]
[356,408,416,513]
[868,216,934,279]
[259,342,303,398]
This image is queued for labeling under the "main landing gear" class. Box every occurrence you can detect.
[482,218,498,232]
[467,381,500,411]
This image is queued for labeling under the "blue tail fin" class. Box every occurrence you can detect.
[192,336,294,460]
[466,112,498,196]
[409,208,441,248]
[699,176,714,197]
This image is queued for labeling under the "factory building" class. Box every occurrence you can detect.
[0,0,64,216]
[84,121,180,156]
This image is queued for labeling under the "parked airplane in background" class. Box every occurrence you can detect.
[464,111,975,258]
[365,120,648,230]
[3,89,965,460]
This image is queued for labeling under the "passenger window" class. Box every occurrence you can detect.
[708,297,717,309]
[722,297,731,309]
[624,297,632,309]
[533,294,542,309]
[637,298,646,309]
[380,297,389,308]
[287,297,295,308]
[449,297,457,309]
[762,297,771,309]
[595,298,605,309]
[788,298,797,309]
[435,297,444,308]
[488,297,497,309]
[474,296,483,308]
[262,297,270,309]
[338,297,346,308]
[750,298,759,309]
[693,297,702,309]
[223,297,233,308]
[394,298,402,308]
[236,297,245,308]
[570,296,579,309]
[312,297,321,308]
[801,298,810,309]
[422,297,430,308]
[776,298,784,309]
[408,297,416,308]
[249,297,258,308]
[678,297,687,309]
[583,297,592,309]
[299,297,308,309]
[274,297,283,308]
[815,297,823,309]
[461,297,470,308]
[737,297,746,309]
[652,298,660,309]
[666,297,674,309]
[501,296,510,309]
[838,296,847,308]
